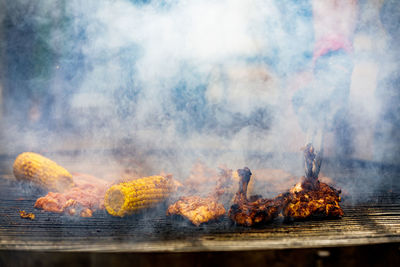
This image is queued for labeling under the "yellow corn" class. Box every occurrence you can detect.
[104,175,174,217]
[13,152,74,192]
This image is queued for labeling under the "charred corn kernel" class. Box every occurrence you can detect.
[104,176,174,217]
[13,152,74,192]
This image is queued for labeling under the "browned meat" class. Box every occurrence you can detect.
[166,196,226,226]
[228,167,281,226]
[166,168,232,226]
[34,173,110,217]
[280,144,344,220]
[34,192,67,213]
[281,177,344,220]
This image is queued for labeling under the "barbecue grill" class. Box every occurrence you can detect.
[1,1,400,266]
[1,151,399,266]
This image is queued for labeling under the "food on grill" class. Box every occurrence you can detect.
[281,178,343,220]
[19,210,35,220]
[179,163,237,209]
[34,173,109,217]
[13,152,74,192]
[166,169,232,226]
[228,167,281,226]
[281,144,344,220]
[104,175,175,217]
[232,168,297,197]
[167,196,226,226]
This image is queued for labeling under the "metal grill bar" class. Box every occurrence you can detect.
[1,177,400,252]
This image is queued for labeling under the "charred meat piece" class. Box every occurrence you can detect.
[34,173,109,217]
[282,144,344,220]
[166,196,226,226]
[282,178,343,220]
[166,168,232,226]
[233,168,296,197]
[228,167,281,226]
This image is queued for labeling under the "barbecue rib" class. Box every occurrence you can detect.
[228,167,281,226]
[166,168,232,226]
[281,144,344,220]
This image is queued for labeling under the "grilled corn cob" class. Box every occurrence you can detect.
[13,152,74,192]
[104,175,174,217]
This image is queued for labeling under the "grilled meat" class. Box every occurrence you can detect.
[281,144,343,220]
[34,173,109,217]
[228,167,281,226]
[167,196,226,226]
[232,168,297,197]
[281,177,343,220]
[166,168,232,226]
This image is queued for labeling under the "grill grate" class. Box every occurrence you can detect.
[1,177,400,252]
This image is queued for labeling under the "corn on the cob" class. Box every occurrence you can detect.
[13,152,74,192]
[104,175,174,217]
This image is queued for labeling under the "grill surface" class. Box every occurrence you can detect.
[1,181,400,252]
[1,153,400,252]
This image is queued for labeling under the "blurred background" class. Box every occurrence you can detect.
[0,0,399,176]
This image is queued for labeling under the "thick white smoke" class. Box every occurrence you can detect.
[0,0,399,191]
[59,0,306,176]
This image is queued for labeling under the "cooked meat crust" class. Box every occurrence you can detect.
[281,177,344,220]
[166,168,233,226]
[228,167,281,226]
[34,173,109,217]
[167,196,226,226]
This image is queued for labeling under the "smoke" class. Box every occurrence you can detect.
[0,0,399,194]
